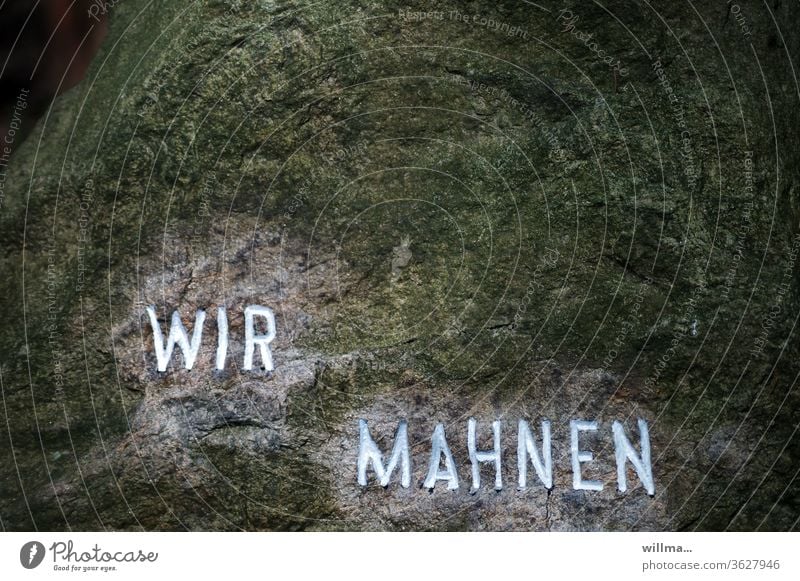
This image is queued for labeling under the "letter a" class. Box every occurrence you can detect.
[424,423,459,490]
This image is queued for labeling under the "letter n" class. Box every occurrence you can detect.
[517,419,553,489]
[612,419,655,495]
[357,419,411,487]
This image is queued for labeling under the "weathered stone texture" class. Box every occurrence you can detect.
[0,0,798,530]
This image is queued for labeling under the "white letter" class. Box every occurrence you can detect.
[517,419,553,489]
[468,418,502,491]
[424,423,459,490]
[216,306,228,370]
[146,306,206,371]
[357,419,411,488]
[613,419,655,495]
[244,305,276,371]
[571,419,603,491]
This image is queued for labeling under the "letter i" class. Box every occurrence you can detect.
[216,306,229,370]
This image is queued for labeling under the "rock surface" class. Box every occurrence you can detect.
[1,0,798,531]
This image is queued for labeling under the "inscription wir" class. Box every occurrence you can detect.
[145,305,276,372]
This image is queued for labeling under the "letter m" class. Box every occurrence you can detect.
[357,419,411,488]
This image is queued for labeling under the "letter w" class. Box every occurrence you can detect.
[357,419,410,488]
[146,306,206,371]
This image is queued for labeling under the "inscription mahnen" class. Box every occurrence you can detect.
[358,418,655,495]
